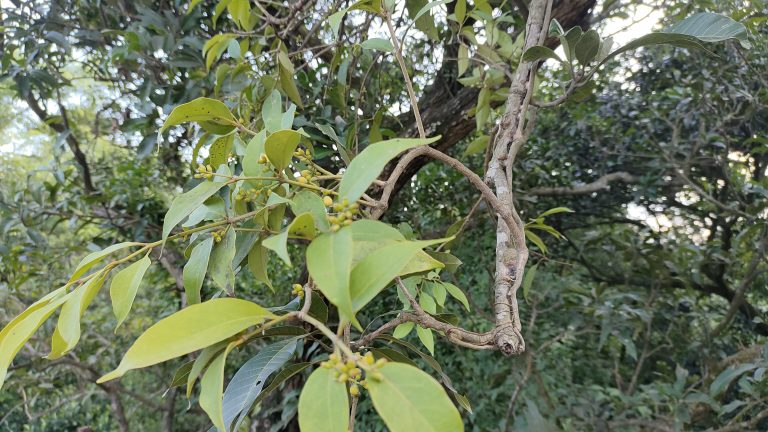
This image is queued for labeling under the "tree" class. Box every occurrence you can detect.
[0,0,765,430]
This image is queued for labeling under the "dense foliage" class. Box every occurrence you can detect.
[0,0,766,431]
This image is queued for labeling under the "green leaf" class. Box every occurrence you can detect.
[393,322,415,339]
[416,325,435,355]
[463,134,489,156]
[264,129,302,170]
[339,136,440,203]
[187,341,228,398]
[184,237,214,304]
[361,38,393,52]
[419,293,437,314]
[208,134,234,168]
[457,44,469,76]
[208,229,237,294]
[454,0,466,24]
[291,191,331,232]
[521,45,562,63]
[298,367,349,432]
[247,242,273,291]
[537,206,574,217]
[97,298,275,383]
[161,98,236,133]
[222,338,299,431]
[69,242,141,282]
[522,263,538,304]
[664,12,750,46]
[163,181,227,240]
[329,9,347,37]
[278,53,304,108]
[169,360,195,388]
[600,13,750,67]
[252,362,311,407]
[199,343,235,432]
[574,29,600,64]
[48,273,106,359]
[262,90,282,133]
[349,238,448,313]
[709,364,758,397]
[315,123,351,165]
[442,282,470,311]
[0,288,71,389]
[262,230,291,267]
[426,251,462,273]
[307,228,357,328]
[110,256,152,329]
[525,229,548,254]
[368,362,464,432]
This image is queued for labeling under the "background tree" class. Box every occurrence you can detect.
[0,0,766,431]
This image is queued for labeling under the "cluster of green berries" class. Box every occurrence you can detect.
[326,198,360,232]
[320,352,387,397]
[291,283,305,299]
[234,187,261,202]
[194,164,215,180]
[294,169,316,185]
[211,228,227,243]
[293,147,313,161]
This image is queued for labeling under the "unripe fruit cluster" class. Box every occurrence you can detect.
[320,351,388,397]
[293,147,313,161]
[291,283,304,299]
[194,164,215,180]
[235,187,261,202]
[294,168,316,185]
[211,228,227,243]
[326,198,360,232]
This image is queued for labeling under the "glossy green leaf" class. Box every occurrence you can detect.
[339,136,440,203]
[163,181,227,240]
[262,229,290,267]
[200,343,235,432]
[184,237,214,305]
[169,360,195,389]
[49,273,107,359]
[368,362,464,432]
[307,228,357,327]
[242,130,271,180]
[97,298,275,383]
[161,98,236,133]
[110,256,152,328]
[298,367,349,432]
[264,129,302,170]
[710,364,758,397]
[222,338,299,431]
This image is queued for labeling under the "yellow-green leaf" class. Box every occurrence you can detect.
[49,273,107,359]
[0,288,71,389]
[307,228,358,328]
[160,97,236,133]
[349,238,448,312]
[183,237,214,304]
[339,136,440,203]
[368,363,464,432]
[199,343,236,432]
[110,256,152,329]
[69,242,141,283]
[416,325,434,355]
[264,129,302,170]
[298,367,349,432]
[163,180,227,240]
[97,298,275,383]
[187,341,228,398]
